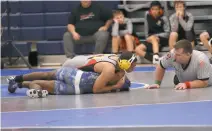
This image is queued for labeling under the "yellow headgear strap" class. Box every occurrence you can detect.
[118,54,136,70]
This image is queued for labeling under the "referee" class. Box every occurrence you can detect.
[146,39,212,90]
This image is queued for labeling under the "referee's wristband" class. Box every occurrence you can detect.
[184,81,191,89]
[155,80,161,85]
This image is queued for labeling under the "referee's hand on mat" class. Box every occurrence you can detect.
[145,84,160,89]
[174,83,187,90]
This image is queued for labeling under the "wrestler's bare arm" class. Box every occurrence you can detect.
[92,64,120,93]
[114,75,126,87]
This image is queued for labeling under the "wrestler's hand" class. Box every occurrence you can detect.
[145,84,160,89]
[175,83,187,90]
[113,78,125,89]
[72,32,80,40]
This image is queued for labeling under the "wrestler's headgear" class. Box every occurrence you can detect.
[118,51,137,70]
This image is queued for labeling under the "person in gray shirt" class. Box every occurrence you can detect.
[111,10,134,54]
[146,39,212,90]
[169,1,196,50]
[200,29,212,63]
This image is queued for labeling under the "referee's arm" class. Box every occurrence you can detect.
[154,53,173,85]
[188,80,208,89]
[187,60,211,89]
[154,62,166,85]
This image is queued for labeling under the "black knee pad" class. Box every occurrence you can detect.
[173,75,180,85]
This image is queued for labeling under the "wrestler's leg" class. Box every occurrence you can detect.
[23,68,77,96]
[11,70,57,83]
[8,67,76,94]
[21,80,55,98]
[22,80,55,93]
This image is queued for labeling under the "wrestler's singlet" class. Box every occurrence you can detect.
[54,66,129,95]
[78,54,119,72]
[54,67,100,95]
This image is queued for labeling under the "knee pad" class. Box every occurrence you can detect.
[173,75,180,85]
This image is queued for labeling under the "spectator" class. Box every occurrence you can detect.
[169,0,196,50]
[63,0,113,58]
[111,10,134,53]
[135,1,170,64]
[200,29,212,63]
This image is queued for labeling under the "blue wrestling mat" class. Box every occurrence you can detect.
[1,67,211,130]
[2,101,212,128]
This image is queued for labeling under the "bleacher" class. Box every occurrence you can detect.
[118,1,212,52]
[1,1,120,58]
[1,1,212,65]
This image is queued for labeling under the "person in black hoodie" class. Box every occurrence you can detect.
[135,1,170,64]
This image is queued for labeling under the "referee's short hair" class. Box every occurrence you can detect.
[174,39,193,54]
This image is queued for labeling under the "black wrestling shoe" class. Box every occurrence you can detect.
[7,76,18,93]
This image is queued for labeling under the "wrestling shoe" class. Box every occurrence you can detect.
[7,76,18,93]
[26,89,48,98]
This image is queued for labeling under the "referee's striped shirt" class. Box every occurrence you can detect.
[160,50,212,86]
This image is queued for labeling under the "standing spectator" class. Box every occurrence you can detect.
[169,0,196,50]
[135,1,170,64]
[63,0,113,58]
[111,10,134,53]
[200,29,212,63]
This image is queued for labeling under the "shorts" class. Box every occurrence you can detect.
[178,30,196,43]
[142,37,168,53]
[119,35,140,50]
[53,67,99,95]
